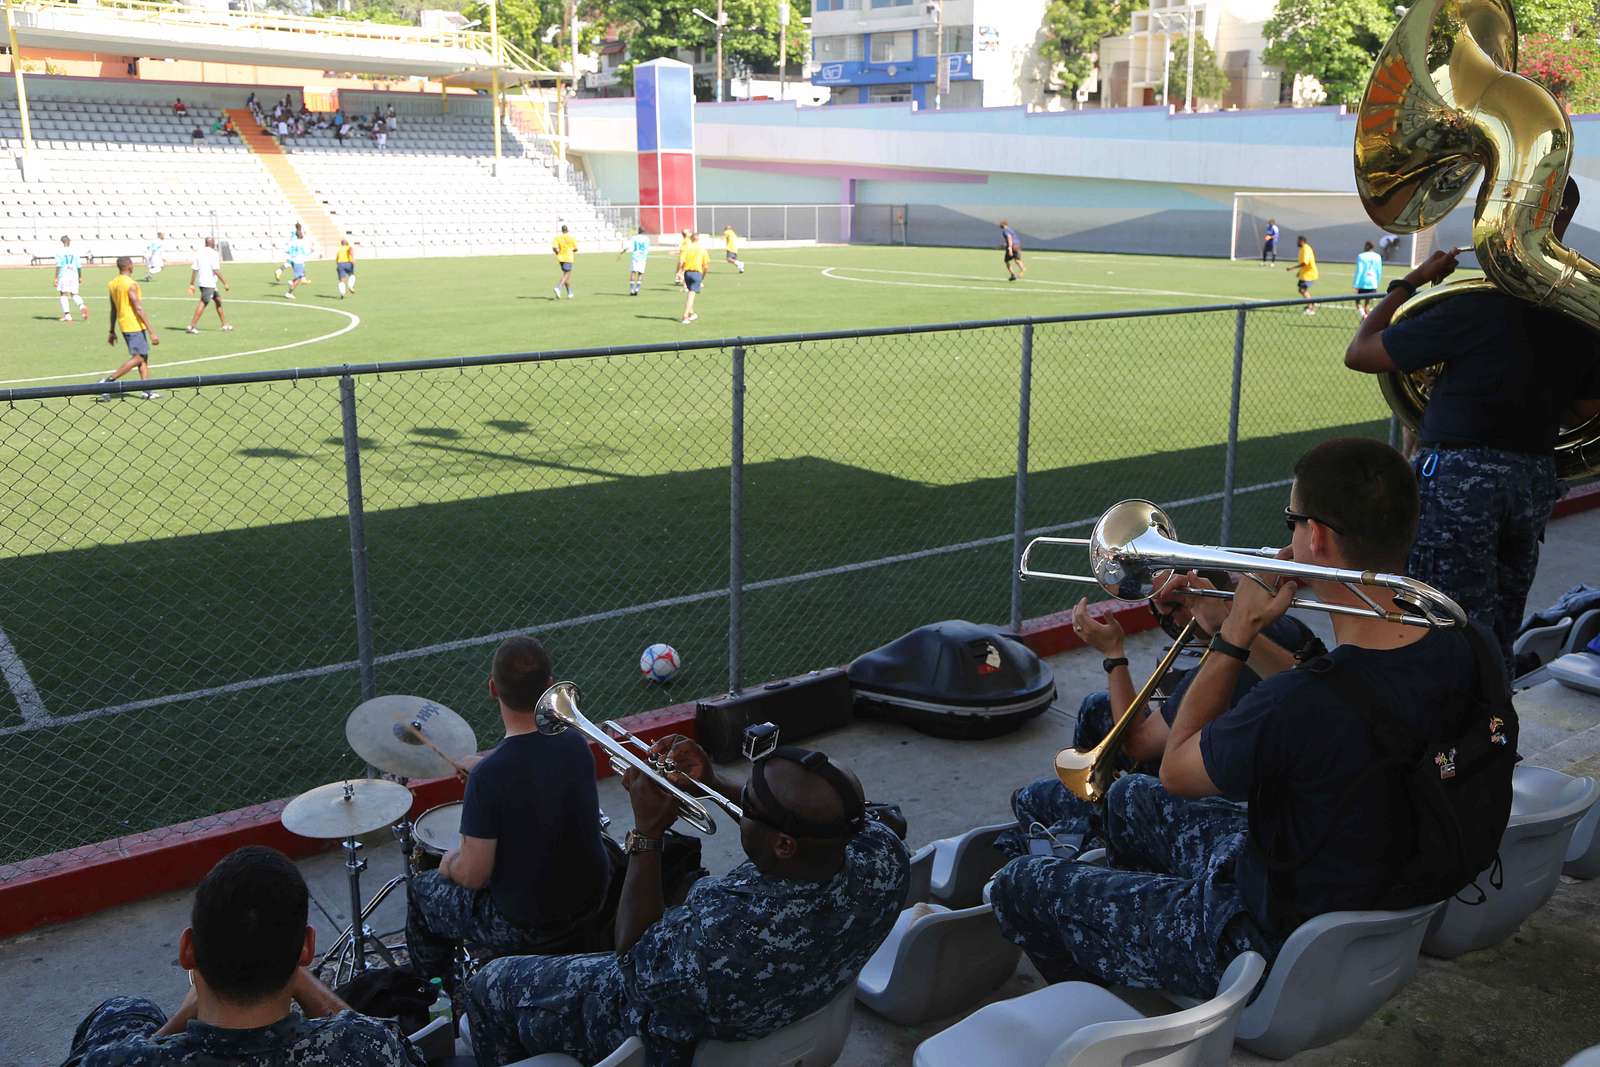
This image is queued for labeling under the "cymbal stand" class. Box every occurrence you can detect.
[315,819,413,987]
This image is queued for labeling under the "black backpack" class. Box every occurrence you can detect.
[1249,621,1518,931]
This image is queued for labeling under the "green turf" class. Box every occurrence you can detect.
[0,247,1400,868]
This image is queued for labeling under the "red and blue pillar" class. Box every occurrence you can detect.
[635,59,696,235]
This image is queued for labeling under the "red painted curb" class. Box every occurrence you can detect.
[1552,479,1600,519]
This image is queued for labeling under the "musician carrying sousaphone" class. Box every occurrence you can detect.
[991,438,1514,997]
[404,637,614,989]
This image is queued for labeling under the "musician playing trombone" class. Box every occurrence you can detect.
[404,637,613,990]
[991,439,1501,998]
[999,582,1319,861]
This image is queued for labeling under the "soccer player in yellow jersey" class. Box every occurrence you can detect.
[1288,235,1319,315]
[335,238,357,299]
[552,225,578,299]
[679,233,710,325]
[674,228,692,289]
[97,256,161,401]
[722,225,745,274]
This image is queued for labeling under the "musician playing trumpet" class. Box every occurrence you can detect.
[991,439,1502,997]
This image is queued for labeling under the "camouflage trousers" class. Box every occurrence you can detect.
[997,691,1157,858]
[990,774,1277,999]
[405,870,574,989]
[464,952,636,1067]
[65,996,166,1065]
[1409,446,1562,667]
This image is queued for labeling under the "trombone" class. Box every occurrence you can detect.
[535,681,744,834]
[1020,500,1466,802]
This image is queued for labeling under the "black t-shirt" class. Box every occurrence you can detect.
[458,728,609,928]
[1157,615,1318,727]
[1199,628,1477,930]
[1382,291,1600,453]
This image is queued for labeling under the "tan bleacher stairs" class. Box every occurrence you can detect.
[230,109,343,252]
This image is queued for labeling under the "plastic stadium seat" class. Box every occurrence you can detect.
[1423,765,1599,957]
[1549,653,1600,696]
[1564,1044,1600,1067]
[856,902,1021,1024]
[915,951,1266,1067]
[1568,796,1600,880]
[927,822,1013,908]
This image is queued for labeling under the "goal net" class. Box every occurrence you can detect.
[1230,191,1476,269]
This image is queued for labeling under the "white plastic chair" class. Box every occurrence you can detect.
[1563,1043,1600,1067]
[856,901,1021,1024]
[1423,765,1599,957]
[927,821,1013,908]
[1548,652,1600,696]
[1566,793,1600,879]
[914,951,1265,1067]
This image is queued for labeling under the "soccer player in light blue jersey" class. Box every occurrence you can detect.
[55,235,88,322]
[1352,240,1383,318]
[275,223,305,284]
[620,227,651,296]
[283,225,310,299]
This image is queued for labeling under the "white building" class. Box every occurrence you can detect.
[1095,0,1284,110]
[809,0,1056,110]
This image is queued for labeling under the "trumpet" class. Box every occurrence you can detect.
[1020,500,1466,802]
[534,681,744,834]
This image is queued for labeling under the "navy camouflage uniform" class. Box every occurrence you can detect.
[465,819,910,1067]
[63,995,423,1067]
[990,774,1277,999]
[405,869,590,986]
[998,691,1135,856]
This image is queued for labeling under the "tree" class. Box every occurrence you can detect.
[457,0,607,72]
[1167,34,1231,105]
[609,0,811,96]
[1040,0,1135,97]
[1514,0,1599,35]
[1520,32,1600,113]
[1262,0,1396,107]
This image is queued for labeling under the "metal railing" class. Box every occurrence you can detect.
[607,204,851,243]
[0,295,1392,878]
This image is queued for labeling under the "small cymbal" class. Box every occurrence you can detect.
[345,694,477,779]
[282,778,413,840]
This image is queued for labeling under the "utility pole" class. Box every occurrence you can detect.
[489,0,502,176]
[716,0,725,104]
[931,0,944,110]
[778,1,789,102]
[1184,0,1197,113]
[4,0,34,166]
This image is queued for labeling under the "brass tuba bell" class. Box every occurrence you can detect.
[1354,0,1600,477]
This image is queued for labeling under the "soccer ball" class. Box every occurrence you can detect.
[639,643,681,683]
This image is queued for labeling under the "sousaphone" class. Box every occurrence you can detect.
[1353,0,1600,477]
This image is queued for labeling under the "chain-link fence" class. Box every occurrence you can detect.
[0,295,1392,879]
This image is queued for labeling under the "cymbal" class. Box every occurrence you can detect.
[345,694,477,779]
[282,778,413,840]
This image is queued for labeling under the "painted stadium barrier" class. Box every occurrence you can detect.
[0,294,1398,891]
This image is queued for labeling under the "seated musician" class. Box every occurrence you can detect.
[405,636,611,986]
[65,846,422,1066]
[1003,584,1320,858]
[464,738,910,1066]
[991,438,1494,996]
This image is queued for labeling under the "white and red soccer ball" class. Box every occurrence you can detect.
[639,642,680,683]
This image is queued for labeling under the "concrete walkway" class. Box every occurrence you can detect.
[3,509,1598,1066]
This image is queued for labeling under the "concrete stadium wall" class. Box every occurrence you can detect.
[0,74,486,118]
[569,97,1600,258]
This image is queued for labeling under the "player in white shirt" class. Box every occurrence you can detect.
[54,235,88,322]
[185,237,233,333]
[619,227,651,296]
[142,232,165,281]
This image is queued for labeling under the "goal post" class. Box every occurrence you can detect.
[1229,191,1475,268]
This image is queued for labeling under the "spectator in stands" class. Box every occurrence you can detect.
[222,116,237,138]
[375,126,387,150]
[63,846,424,1067]
[332,105,345,129]
[245,90,257,112]
[293,117,308,137]
[191,124,205,141]
[210,114,224,135]
[298,102,312,122]
[172,97,186,114]
[464,738,909,1065]
[275,116,290,142]
[386,104,398,131]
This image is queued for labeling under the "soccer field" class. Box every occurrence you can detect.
[0,245,1400,869]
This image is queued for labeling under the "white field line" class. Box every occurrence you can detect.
[745,260,1256,303]
[0,298,360,387]
[0,625,48,725]
[0,476,1293,738]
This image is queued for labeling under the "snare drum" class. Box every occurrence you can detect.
[411,801,464,872]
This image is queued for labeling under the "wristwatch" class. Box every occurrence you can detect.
[1102,657,1130,673]
[625,830,665,855]
[1386,278,1418,297]
[1208,632,1251,663]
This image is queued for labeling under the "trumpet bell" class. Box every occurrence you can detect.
[1089,499,1179,602]
[534,680,582,737]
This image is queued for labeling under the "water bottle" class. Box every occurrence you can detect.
[427,977,452,1028]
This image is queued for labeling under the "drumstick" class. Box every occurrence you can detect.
[404,722,471,777]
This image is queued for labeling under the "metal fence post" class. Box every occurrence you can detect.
[728,345,746,694]
[339,375,378,702]
[1220,308,1247,545]
[1010,323,1034,633]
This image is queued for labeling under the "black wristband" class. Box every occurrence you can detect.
[1208,632,1251,662]
[1386,278,1418,297]
[1102,656,1130,673]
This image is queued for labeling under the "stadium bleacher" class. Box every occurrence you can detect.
[0,93,621,264]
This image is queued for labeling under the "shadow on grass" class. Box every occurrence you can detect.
[0,417,1384,863]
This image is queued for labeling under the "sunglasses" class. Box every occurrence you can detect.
[1283,506,1344,536]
